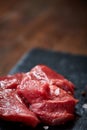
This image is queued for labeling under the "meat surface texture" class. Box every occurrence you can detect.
[0,73,24,89]
[29,65,74,95]
[0,88,39,127]
[0,65,78,127]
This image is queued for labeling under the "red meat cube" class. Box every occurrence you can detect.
[0,88,39,127]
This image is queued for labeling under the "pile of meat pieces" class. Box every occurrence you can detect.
[0,65,78,127]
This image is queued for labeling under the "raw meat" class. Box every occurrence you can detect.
[0,65,78,127]
[30,86,77,125]
[29,65,74,95]
[0,87,39,127]
[0,73,24,89]
[17,78,50,104]
[30,100,75,125]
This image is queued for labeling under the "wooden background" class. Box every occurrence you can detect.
[0,0,87,75]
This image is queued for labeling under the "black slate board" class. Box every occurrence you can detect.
[0,48,87,130]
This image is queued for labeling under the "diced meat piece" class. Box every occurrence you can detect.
[29,65,74,95]
[17,77,50,104]
[0,73,24,89]
[17,77,77,126]
[30,99,77,125]
[48,85,77,102]
[0,88,39,127]
[29,65,64,81]
[17,79,77,105]
[50,79,74,95]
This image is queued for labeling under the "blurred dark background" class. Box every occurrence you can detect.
[0,0,87,75]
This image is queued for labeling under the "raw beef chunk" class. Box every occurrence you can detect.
[0,73,24,89]
[29,65,74,95]
[0,87,39,127]
[17,78,50,104]
[0,65,78,127]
